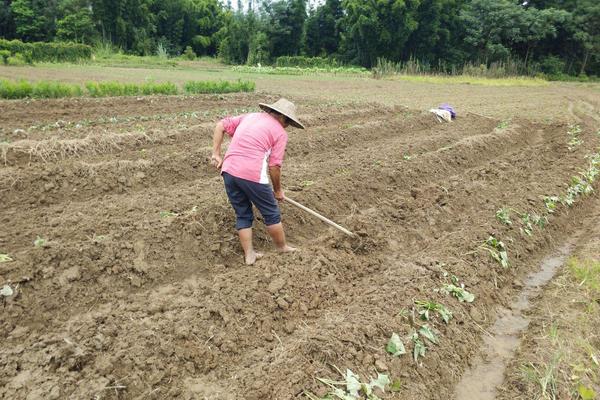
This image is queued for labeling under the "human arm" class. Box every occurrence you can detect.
[211,121,226,169]
[269,166,284,200]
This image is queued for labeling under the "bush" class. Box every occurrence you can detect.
[7,53,27,66]
[183,46,196,60]
[0,50,10,65]
[183,80,255,94]
[540,55,565,76]
[0,39,92,63]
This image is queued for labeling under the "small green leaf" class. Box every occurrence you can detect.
[0,253,13,263]
[386,333,406,356]
[1,284,13,297]
[33,236,46,247]
[418,325,439,344]
[345,369,361,397]
[368,373,390,392]
[412,333,426,362]
[390,379,402,392]
[577,384,596,400]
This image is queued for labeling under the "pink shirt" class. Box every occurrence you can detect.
[220,112,288,184]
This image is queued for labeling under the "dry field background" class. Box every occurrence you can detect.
[1,69,599,399]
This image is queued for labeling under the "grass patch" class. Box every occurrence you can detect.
[568,257,600,294]
[0,78,255,99]
[231,65,369,76]
[85,81,178,97]
[183,79,255,94]
[0,79,82,99]
[393,74,549,87]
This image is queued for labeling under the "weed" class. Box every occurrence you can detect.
[301,180,315,187]
[386,332,406,357]
[568,258,600,295]
[159,210,178,218]
[519,354,561,400]
[0,253,13,262]
[402,154,412,161]
[496,207,512,225]
[306,367,390,400]
[33,236,47,247]
[483,235,510,268]
[577,385,597,400]
[415,300,453,323]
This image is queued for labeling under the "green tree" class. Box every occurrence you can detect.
[0,0,16,38]
[56,0,98,43]
[340,0,420,67]
[304,0,342,56]
[11,0,58,41]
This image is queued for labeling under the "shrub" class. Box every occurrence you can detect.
[183,46,196,60]
[0,50,10,65]
[183,80,255,94]
[0,39,92,63]
[275,56,342,69]
[7,53,27,66]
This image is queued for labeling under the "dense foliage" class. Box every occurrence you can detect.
[0,0,597,76]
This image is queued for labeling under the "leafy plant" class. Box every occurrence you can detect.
[567,124,583,151]
[495,207,512,225]
[386,333,406,356]
[496,119,510,129]
[0,284,13,297]
[418,325,439,344]
[531,213,548,229]
[33,236,47,247]
[520,213,533,236]
[402,154,412,161]
[306,367,390,400]
[411,332,427,362]
[441,284,475,303]
[0,253,13,262]
[415,300,453,323]
[484,235,510,268]
[544,196,559,213]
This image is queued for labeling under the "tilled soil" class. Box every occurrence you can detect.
[1,93,599,399]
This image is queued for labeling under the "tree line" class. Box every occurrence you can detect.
[0,0,598,76]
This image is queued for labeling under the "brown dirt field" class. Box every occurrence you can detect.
[1,87,599,400]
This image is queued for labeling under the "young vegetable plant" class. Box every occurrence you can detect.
[33,236,47,247]
[520,213,534,236]
[567,124,583,151]
[441,284,475,303]
[306,367,390,400]
[544,196,559,213]
[483,235,510,268]
[495,207,512,225]
[386,333,406,357]
[414,300,453,323]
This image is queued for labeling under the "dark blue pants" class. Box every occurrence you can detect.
[222,172,281,230]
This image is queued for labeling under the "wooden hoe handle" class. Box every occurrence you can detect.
[284,196,355,237]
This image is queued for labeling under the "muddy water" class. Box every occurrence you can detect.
[453,241,576,400]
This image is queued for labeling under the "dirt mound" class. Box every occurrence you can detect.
[1,94,599,399]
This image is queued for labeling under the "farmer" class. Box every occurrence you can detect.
[211,98,305,265]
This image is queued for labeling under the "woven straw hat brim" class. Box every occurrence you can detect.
[259,103,305,129]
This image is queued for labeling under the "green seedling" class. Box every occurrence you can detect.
[389,380,402,392]
[1,284,13,297]
[495,207,512,225]
[33,236,47,247]
[567,124,583,151]
[402,154,412,161]
[531,213,548,229]
[301,180,315,187]
[520,213,533,236]
[0,253,13,262]
[306,367,390,400]
[411,332,427,362]
[159,210,178,218]
[441,284,475,303]
[496,119,510,129]
[484,235,510,268]
[418,325,439,344]
[544,196,559,213]
[415,300,453,324]
[386,332,406,357]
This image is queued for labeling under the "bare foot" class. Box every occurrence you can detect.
[245,251,264,265]
[278,245,297,253]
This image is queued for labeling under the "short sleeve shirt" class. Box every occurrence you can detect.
[220,112,288,184]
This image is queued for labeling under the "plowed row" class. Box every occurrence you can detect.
[1,93,599,400]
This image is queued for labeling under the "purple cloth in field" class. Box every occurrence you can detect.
[439,103,456,119]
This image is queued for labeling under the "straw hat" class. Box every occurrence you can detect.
[259,98,305,129]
